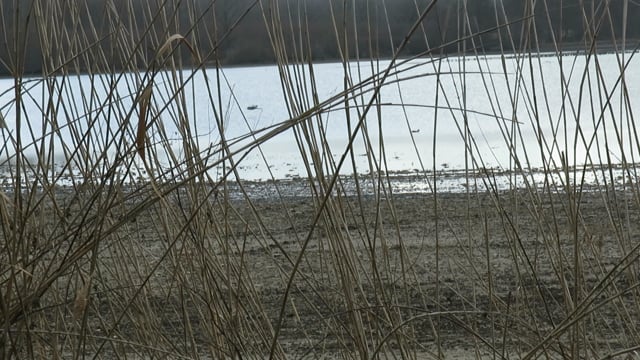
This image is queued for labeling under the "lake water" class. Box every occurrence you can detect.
[1,51,639,192]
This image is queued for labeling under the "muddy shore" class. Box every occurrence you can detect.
[9,178,640,358]
[112,180,640,357]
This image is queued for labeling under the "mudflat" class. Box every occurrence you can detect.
[10,180,640,358]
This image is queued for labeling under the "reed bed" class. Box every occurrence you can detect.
[1,0,639,359]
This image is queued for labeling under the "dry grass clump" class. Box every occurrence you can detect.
[1,0,640,359]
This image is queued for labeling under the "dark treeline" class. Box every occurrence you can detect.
[0,0,638,76]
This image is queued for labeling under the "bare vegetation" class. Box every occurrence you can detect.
[1,0,639,359]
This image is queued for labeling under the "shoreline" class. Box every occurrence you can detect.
[2,39,637,80]
[2,162,638,200]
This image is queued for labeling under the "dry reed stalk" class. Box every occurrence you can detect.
[0,0,639,358]
[136,82,153,161]
[72,280,90,323]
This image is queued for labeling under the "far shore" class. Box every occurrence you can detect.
[2,39,637,80]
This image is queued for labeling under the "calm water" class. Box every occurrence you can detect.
[1,52,639,191]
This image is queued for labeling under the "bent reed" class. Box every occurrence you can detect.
[1,0,639,359]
